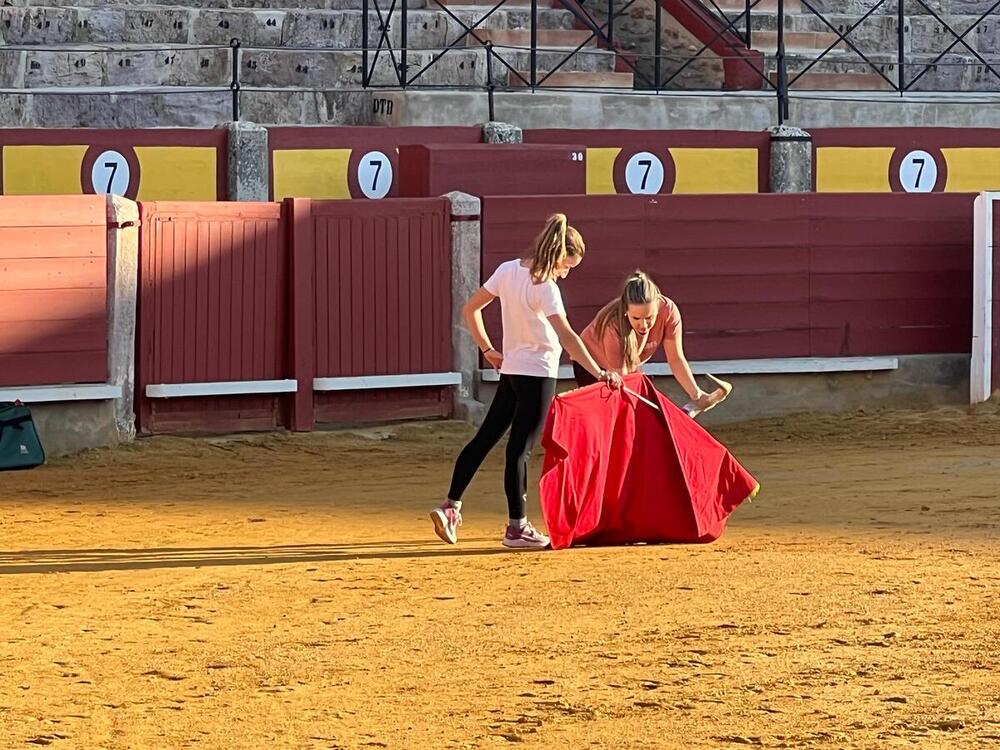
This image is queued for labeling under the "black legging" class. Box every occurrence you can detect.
[448,374,557,519]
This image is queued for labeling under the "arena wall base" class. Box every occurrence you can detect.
[476,354,970,426]
[24,401,121,459]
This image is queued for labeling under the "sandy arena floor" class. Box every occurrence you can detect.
[2,403,1000,749]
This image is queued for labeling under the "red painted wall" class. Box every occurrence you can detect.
[398,144,587,198]
[137,198,454,434]
[0,195,108,386]
[481,193,973,362]
[137,202,289,434]
[308,198,453,425]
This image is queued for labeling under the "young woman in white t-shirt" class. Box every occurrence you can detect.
[430,214,622,549]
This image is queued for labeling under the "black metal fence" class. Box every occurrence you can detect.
[358,0,1000,123]
[3,1,999,127]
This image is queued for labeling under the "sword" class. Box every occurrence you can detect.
[622,386,660,412]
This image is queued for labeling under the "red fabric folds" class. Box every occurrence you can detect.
[539,373,759,550]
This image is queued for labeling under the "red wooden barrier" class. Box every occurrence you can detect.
[137,198,454,435]
[305,198,454,427]
[481,193,973,362]
[137,202,289,434]
[0,195,108,386]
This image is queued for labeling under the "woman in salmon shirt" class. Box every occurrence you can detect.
[577,270,728,415]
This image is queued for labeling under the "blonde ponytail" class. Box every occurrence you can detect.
[528,213,585,283]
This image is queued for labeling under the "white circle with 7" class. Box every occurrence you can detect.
[358,150,393,199]
[90,150,131,196]
[624,152,664,194]
[899,150,938,193]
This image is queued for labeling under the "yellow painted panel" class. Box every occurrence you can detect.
[816,147,893,193]
[585,147,620,195]
[669,148,759,194]
[273,148,352,201]
[942,148,1000,192]
[135,146,218,201]
[2,145,87,195]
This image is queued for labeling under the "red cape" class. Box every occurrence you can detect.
[539,373,759,549]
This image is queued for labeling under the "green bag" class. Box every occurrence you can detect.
[0,401,45,471]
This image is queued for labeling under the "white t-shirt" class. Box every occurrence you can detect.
[483,260,565,378]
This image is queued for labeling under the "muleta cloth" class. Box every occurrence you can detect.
[539,373,759,550]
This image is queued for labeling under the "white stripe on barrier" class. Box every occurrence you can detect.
[479,357,899,382]
[971,192,998,404]
[0,384,122,403]
[146,380,298,398]
[313,373,462,391]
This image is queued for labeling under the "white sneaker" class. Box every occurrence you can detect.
[502,521,550,549]
[430,502,462,544]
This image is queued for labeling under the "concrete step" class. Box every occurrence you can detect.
[433,0,536,7]
[446,7,576,34]
[710,0,802,12]
[489,45,617,74]
[0,5,581,49]
[468,28,594,49]
[0,40,617,89]
[771,69,894,90]
[0,45,233,88]
[2,0,392,8]
[508,69,633,87]
[752,29,845,53]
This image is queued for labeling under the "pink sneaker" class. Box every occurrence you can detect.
[430,502,462,544]
[502,522,550,549]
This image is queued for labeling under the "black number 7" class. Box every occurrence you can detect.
[913,158,925,188]
[104,161,118,193]
[369,159,382,192]
[638,159,652,191]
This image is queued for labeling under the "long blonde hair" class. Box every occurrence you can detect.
[593,270,662,372]
[527,214,585,283]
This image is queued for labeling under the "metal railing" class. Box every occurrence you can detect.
[358,0,1000,123]
[2,1,1000,127]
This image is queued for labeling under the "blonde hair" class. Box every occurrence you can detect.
[527,214,585,283]
[593,270,662,372]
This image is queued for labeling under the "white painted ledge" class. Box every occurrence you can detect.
[314,372,462,391]
[0,384,123,403]
[145,380,298,398]
[479,357,900,382]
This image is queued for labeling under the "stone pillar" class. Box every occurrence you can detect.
[445,191,487,426]
[224,121,269,201]
[483,121,523,144]
[768,125,813,193]
[106,195,140,443]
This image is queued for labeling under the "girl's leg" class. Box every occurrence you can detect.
[572,361,598,388]
[502,376,557,547]
[446,375,516,503]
